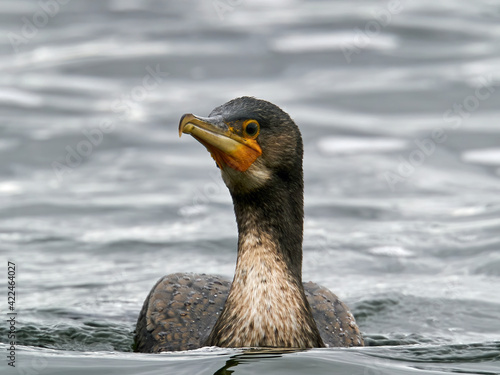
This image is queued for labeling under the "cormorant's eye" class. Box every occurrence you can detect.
[243,120,260,139]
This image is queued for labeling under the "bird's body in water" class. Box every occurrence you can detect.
[134,97,364,352]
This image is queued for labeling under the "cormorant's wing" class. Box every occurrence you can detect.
[134,273,230,352]
[304,281,364,347]
[134,274,363,352]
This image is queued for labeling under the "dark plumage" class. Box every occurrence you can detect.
[134,97,364,352]
[135,274,362,352]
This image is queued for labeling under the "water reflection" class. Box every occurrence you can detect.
[213,348,306,375]
[1,0,500,374]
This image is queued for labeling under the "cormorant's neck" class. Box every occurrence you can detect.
[233,177,304,280]
[206,171,324,348]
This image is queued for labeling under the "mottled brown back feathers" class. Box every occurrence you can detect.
[134,273,363,352]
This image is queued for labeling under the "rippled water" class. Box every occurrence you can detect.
[1,0,500,374]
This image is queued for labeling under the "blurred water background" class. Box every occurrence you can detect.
[1,0,500,374]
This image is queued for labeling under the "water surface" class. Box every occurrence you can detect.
[1,0,500,374]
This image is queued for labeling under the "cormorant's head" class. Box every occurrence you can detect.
[179,97,303,195]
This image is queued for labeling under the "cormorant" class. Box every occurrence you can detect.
[134,97,364,352]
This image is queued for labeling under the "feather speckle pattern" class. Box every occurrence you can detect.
[134,273,363,352]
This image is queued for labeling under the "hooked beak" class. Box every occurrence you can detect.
[178,114,262,172]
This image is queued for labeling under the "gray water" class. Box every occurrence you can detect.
[1,0,500,374]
